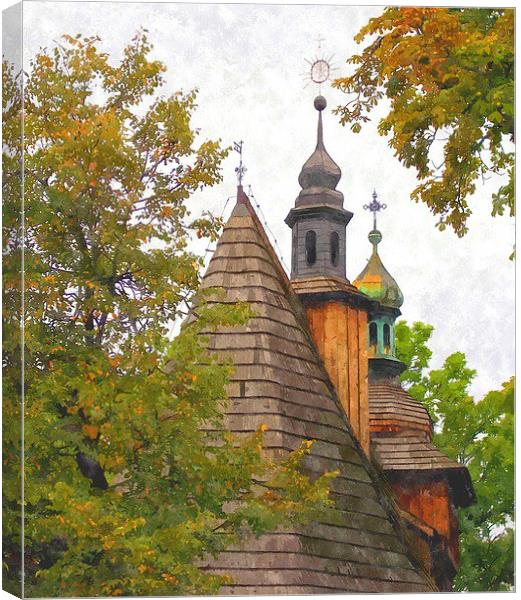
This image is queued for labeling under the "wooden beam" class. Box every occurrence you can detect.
[347,306,360,441]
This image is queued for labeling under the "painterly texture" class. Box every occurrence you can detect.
[334,8,514,240]
[197,193,434,593]
[396,321,514,591]
[2,33,334,596]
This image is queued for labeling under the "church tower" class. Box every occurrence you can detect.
[353,205,475,591]
[286,95,351,280]
[353,191,405,383]
[286,95,373,454]
[195,74,474,593]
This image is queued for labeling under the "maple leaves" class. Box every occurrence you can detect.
[334,8,514,240]
[2,31,334,596]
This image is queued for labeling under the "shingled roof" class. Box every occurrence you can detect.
[369,384,475,508]
[197,189,435,594]
[370,383,433,435]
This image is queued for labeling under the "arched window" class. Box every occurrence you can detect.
[369,322,378,350]
[383,324,391,353]
[330,231,339,266]
[305,230,316,265]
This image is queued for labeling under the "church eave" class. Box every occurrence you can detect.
[285,204,353,228]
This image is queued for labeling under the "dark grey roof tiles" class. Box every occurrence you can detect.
[196,196,435,593]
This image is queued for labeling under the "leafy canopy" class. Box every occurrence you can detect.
[2,55,24,600]
[396,320,514,591]
[334,8,514,238]
[2,32,335,597]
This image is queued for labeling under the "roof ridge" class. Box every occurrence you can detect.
[235,186,291,289]
[197,190,436,592]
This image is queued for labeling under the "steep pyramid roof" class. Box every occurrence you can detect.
[197,188,434,594]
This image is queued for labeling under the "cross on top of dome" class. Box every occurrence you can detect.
[364,190,387,232]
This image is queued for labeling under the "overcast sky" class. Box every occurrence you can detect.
[20,0,515,399]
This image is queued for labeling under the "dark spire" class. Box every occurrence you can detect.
[296,95,343,208]
[286,95,352,281]
[315,95,326,148]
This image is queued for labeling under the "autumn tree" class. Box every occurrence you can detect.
[2,33,335,597]
[2,53,24,600]
[396,321,514,591]
[334,8,514,238]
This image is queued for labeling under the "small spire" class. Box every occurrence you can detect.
[296,96,343,207]
[233,140,247,186]
[314,95,327,149]
[354,191,403,309]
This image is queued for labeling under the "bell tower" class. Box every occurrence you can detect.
[286,95,352,280]
[353,201,475,589]
[286,95,373,454]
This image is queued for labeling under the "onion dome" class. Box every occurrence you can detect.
[296,95,344,208]
[353,229,404,308]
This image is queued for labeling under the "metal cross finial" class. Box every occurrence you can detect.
[233,140,247,186]
[363,189,387,230]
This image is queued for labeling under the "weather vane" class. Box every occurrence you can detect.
[363,190,387,231]
[233,140,247,186]
[302,34,337,93]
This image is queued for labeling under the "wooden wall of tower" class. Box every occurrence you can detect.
[299,298,369,455]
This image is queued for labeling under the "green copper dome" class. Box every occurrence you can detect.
[353,229,404,308]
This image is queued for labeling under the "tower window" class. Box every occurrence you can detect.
[383,324,391,353]
[369,322,378,350]
[305,230,316,265]
[330,231,339,266]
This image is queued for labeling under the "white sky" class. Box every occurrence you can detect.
[19,0,515,400]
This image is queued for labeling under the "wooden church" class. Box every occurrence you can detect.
[197,95,475,593]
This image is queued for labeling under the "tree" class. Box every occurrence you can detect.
[2,33,335,596]
[2,54,24,600]
[334,8,514,239]
[395,321,514,591]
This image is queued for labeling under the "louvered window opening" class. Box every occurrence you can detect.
[369,322,378,351]
[330,231,339,266]
[383,323,391,353]
[305,230,316,265]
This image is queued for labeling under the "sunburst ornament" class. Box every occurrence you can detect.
[302,35,337,92]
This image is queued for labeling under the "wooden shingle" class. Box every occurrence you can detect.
[369,385,475,508]
[197,193,435,593]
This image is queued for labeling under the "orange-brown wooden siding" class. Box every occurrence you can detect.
[392,480,455,546]
[304,301,369,455]
[392,479,461,581]
[448,502,460,566]
[370,421,432,435]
